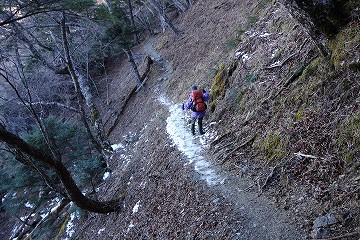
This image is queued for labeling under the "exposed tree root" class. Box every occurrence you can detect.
[220,134,257,165]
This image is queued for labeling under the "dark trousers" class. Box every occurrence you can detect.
[191,117,204,135]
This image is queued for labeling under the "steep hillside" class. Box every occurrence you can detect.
[153,0,360,238]
[70,0,359,239]
[4,0,357,239]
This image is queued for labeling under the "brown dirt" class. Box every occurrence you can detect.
[69,1,312,239]
[4,0,358,239]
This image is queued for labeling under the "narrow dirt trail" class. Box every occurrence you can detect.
[159,96,305,239]
[146,39,307,239]
[73,37,308,239]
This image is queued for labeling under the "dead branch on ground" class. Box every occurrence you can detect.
[210,131,233,147]
[220,134,257,165]
[261,160,283,190]
[106,56,153,137]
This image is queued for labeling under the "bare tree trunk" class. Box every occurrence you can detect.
[127,0,140,42]
[135,10,155,35]
[10,22,61,73]
[149,0,182,35]
[172,0,188,13]
[60,13,112,156]
[123,47,143,90]
[0,124,122,213]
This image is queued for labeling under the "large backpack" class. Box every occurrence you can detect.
[191,90,207,112]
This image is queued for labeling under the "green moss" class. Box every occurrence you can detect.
[329,23,360,70]
[55,214,70,240]
[261,132,287,164]
[288,57,333,107]
[299,57,322,81]
[237,90,247,115]
[336,110,360,164]
[281,21,297,33]
[294,109,304,122]
[210,102,216,112]
[91,108,100,125]
[209,64,227,111]
[254,0,271,12]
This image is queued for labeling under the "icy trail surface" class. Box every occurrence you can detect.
[159,94,304,239]
[159,96,223,186]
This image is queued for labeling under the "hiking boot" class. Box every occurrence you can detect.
[191,118,196,135]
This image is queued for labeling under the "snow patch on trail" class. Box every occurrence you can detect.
[111,143,125,152]
[159,96,223,186]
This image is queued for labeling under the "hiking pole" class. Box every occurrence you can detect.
[182,103,186,140]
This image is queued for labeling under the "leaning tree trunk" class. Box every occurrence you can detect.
[149,0,182,35]
[0,124,122,213]
[172,0,188,13]
[127,0,140,42]
[123,47,143,90]
[135,10,155,35]
[60,13,112,156]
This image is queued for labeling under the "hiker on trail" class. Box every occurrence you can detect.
[182,85,210,135]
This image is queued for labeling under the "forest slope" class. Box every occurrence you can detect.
[1,0,358,239]
[73,0,359,239]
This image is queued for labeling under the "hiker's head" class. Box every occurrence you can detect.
[191,86,197,91]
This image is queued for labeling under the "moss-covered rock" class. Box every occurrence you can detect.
[329,23,360,70]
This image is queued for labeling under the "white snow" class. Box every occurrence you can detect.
[1,193,8,203]
[111,143,124,152]
[126,221,135,233]
[139,181,147,189]
[65,212,76,239]
[235,51,245,59]
[242,54,250,62]
[259,32,271,38]
[103,171,111,180]
[40,211,49,219]
[132,200,141,213]
[24,202,35,209]
[159,96,223,186]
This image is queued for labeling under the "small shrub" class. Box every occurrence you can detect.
[244,72,258,83]
[226,29,246,51]
[246,16,258,29]
[262,132,287,163]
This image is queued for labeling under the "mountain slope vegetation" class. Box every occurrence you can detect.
[0,0,359,239]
